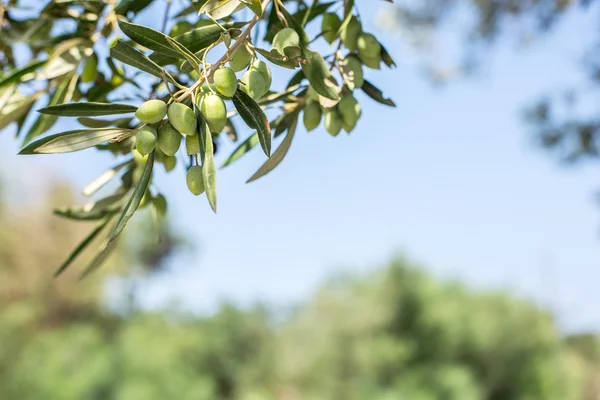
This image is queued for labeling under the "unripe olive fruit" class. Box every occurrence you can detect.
[228,44,252,72]
[357,33,381,59]
[186,165,205,196]
[338,95,361,129]
[162,155,177,172]
[213,67,238,98]
[240,69,266,100]
[342,120,356,133]
[322,13,341,44]
[135,125,157,156]
[136,99,167,124]
[157,121,182,156]
[303,102,322,132]
[199,93,227,133]
[81,54,98,83]
[359,52,381,70]
[133,149,148,165]
[152,194,167,216]
[169,21,192,37]
[251,59,272,94]
[340,17,362,52]
[186,133,200,155]
[341,56,364,89]
[324,109,342,137]
[168,102,197,135]
[273,28,300,55]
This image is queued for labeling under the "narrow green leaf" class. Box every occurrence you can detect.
[240,0,262,16]
[362,80,396,107]
[198,116,217,212]
[118,20,183,58]
[77,117,132,128]
[232,89,271,157]
[165,35,201,71]
[0,91,42,131]
[0,60,46,90]
[19,128,134,154]
[83,160,133,197]
[301,49,339,100]
[79,239,118,279]
[150,23,245,66]
[23,73,78,144]
[247,113,298,183]
[381,44,396,68]
[220,132,259,168]
[38,102,137,117]
[54,193,127,221]
[53,218,111,277]
[110,40,178,84]
[108,151,155,243]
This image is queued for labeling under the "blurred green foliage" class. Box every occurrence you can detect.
[1,182,599,399]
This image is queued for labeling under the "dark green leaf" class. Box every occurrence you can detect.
[77,117,132,128]
[254,48,299,69]
[38,102,137,117]
[118,20,183,58]
[232,89,271,157]
[362,80,396,107]
[108,151,155,243]
[110,40,178,84]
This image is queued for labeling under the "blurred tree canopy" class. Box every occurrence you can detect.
[1,180,599,399]
[384,0,599,165]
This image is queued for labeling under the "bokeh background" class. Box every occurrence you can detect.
[1,0,600,398]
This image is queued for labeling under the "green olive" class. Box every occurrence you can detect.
[303,102,322,132]
[162,155,177,172]
[324,109,342,137]
[186,165,205,196]
[152,194,167,216]
[81,54,98,83]
[357,33,381,59]
[186,133,200,155]
[157,121,182,156]
[135,125,157,156]
[273,28,300,55]
[213,67,238,98]
[340,16,362,52]
[358,51,381,70]
[228,44,252,72]
[341,56,364,89]
[251,59,272,95]
[322,13,341,44]
[136,99,167,124]
[240,69,266,100]
[168,102,197,135]
[338,95,361,132]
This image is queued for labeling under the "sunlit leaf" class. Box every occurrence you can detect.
[19,128,134,154]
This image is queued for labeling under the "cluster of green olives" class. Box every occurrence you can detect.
[133,50,273,196]
[296,13,381,137]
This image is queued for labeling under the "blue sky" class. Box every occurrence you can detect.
[2,1,599,332]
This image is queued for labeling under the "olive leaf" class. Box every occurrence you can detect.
[362,80,396,107]
[38,102,137,116]
[110,40,178,84]
[0,60,46,90]
[247,113,298,183]
[118,20,183,58]
[19,128,134,154]
[83,159,133,197]
[220,132,259,168]
[108,151,155,243]
[201,0,245,19]
[254,48,299,69]
[198,115,218,213]
[239,0,262,16]
[0,90,42,131]
[53,218,112,277]
[232,89,271,157]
